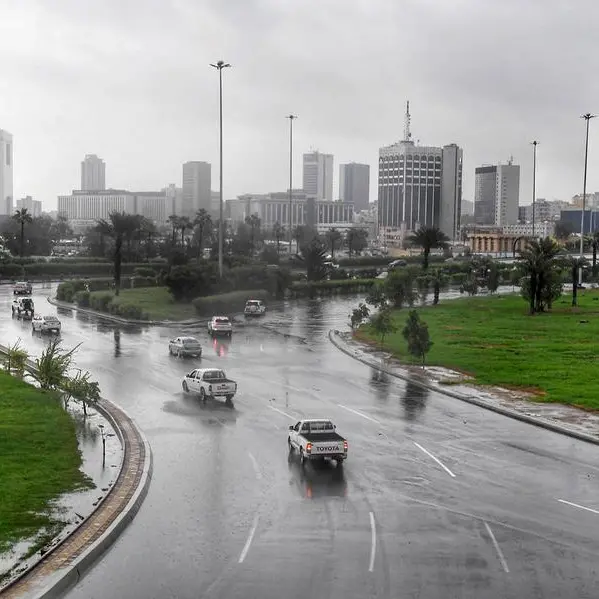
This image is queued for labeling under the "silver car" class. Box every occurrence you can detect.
[168,336,203,358]
[207,316,233,337]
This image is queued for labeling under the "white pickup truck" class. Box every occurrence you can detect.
[288,419,348,466]
[182,368,237,404]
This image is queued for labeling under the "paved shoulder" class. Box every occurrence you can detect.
[1,400,152,599]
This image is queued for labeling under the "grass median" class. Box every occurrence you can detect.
[0,372,92,557]
[357,290,599,410]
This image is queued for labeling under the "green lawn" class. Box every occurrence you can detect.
[0,372,92,555]
[358,290,599,410]
[91,287,197,321]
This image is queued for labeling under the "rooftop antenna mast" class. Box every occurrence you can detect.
[404,100,412,142]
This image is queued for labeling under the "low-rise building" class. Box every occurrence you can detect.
[502,221,555,238]
[462,225,531,255]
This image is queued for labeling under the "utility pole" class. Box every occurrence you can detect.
[210,60,231,278]
[531,141,538,239]
[580,114,596,285]
[286,115,297,253]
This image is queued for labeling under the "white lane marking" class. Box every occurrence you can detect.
[413,442,456,478]
[248,452,262,480]
[558,499,599,516]
[368,512,376,572]
[337,404,380,425]
[268,405,295,420]
[484,521,509,573]
[238,514,260,564]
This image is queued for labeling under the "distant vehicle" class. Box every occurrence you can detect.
[388,259,407,269]
[12,297,35,320]
[13,281,32,295]
[32,314,61,333]
[244,299,266,316]
[208,316,232,337]
[168,336,202,358]
[323,261,340,270]
[181,368,237,403]
[288,419,348,467]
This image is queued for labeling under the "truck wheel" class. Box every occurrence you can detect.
[176,349,182,358]
[299,448,306,466]
[182,381,189,393]
[200,388,206,403]
[287,438,293,453]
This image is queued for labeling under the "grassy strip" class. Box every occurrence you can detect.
[89,287,198,321]
[357,290,599,410]
[0,372,92,553]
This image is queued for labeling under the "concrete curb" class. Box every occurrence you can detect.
[328,329,599,448]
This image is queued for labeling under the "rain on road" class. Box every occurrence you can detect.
[3,284,599,599]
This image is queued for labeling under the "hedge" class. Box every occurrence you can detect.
[56,276,158,302]
[192,289,270,316]
[0,261,165,277]
[289,278,377,298]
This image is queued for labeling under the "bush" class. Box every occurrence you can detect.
[337,256,391,267]
[131,275,158,288]
[193,289,270,316]
[165,265,213,301]
[290,278,376,298]
[73,290,91,307]
[0,263,25,278]
[90,293,114,312]
[133,267,158,277]
[115,304,149,320]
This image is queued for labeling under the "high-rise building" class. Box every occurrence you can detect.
[81,154,106,191]
[378,102,463,244]
[163,184,183,216]
[0,129,14,216]
[339,163,370,211]
[303,151,333,201]
[182,161,211,217]
[16,196,42,218]
[474,160,520,226]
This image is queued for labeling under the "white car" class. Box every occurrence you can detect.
[13,281,32,295]
[32,314,61,333]
[168,336,202,358]
[244,299,266,316]
[208,316,233,337]
[181,368,237,403]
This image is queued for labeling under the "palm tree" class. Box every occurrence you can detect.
[300,237,328,281]
[430,269,448,305]
[245,214,261,256]
[12,208,33,257]
[293,225,306,254]
[410,227,450,270]
[272,222,285,255]
[167,214,180,245]
[193,209,213,260]
[588,231,599,275]
[346,228,368,257]
[568,257,588,307]
[179,216,192,247]
[96,212,140,295]
[325,228,342,260]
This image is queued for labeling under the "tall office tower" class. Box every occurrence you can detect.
[81,154,106,191]
[474,159,520,226]
[303,151,333,201]
[0,129,14,215]
[339,162,370,211]
[182,161,211,217]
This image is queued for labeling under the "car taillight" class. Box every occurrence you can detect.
[306,443,312,454]
[343,440,348,452]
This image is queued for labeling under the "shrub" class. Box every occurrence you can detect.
[131,275,158,288]
[73,290,91,307]
[90,293,114,312]
[165,265,212,301]
[0,263,25,278]
[290,278,376,298]
[116,304,149,320]
[133,267,157,278]
[56,282,76,302]
[193,289,270,316]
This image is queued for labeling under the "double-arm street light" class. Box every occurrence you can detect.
[579,113,596,285]
[210,60,231,278]
[286,115,297,252]
[531,141,538,239]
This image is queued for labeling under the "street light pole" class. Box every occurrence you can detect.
[286,115,297,253]
[210,60,231,279]
[580,113,596,285]
[531,141,538,239]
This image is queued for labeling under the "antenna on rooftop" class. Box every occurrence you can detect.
[404,101,412,142]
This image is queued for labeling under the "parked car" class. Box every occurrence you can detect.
[12,297,35,320]
[288,419,348,467]
[208,316,233,337]
[181,368,237,403]
[13,281,32,295]
[244,299,266,316]
[168,336,202,358]
[32,314,61,333]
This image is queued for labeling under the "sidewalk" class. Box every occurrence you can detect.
[329,330,599,446]
[0,399,152,599]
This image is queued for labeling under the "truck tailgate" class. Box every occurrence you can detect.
[209,381,235,394]
[310,440,345,454]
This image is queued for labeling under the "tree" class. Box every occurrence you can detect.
[51,214,73,241]
[416,276,430,305]
[164,265,211,301]
[518,237,563,314]
[300,237,327,281]
[260,245,279,265]
[191,209,212,261]
[346,228,368,257]
[1,339,28,378]
[271,222,286,256]
[62,369,101,415]
[293,225,306,254]
[96,212,140,296]
[568,257,588,307]
[27,339,80,390]
[167,214,180,245]
[410,227,450,270]
[325,228,343,260]
[589,231,599,276]
[179,216,193,247]
[245,214,262,256]
[402,310,433,367]
[12,208,33,257]
[365,283,389,310]
[430,270,448,305]
[350,302,370,330]
[369,308,397,347]
[383,268,418,308]
[485,262,500,294]
[554,220,574,242]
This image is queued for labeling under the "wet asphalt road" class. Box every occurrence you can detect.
[3,284,599,599]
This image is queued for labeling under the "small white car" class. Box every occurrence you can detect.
[32,314,61,333]
[208,316,233,337]
[244,299,266,316]
[168,336,202,358]
[12,297,35,320]
[182,368,237,403]
[13,281,32,295]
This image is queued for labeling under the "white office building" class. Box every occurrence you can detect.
[339,163,370,211]
[474,159,520,226]
[303,151,333,201]
[81,154,106,191]
[182,161,211,217]
[16,196,42,218]
[0,129,13,216]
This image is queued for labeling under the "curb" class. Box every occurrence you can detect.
[328,329,599,448]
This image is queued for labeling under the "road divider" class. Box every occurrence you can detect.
[238,515,260,564]
[557,499,599,516]
[413,442,456,478]
[483,522,509,573]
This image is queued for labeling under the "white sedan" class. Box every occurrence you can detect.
[32,315,61,333]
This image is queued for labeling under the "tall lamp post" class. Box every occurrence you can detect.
[210,60,231,279]
[580,113,596,285]
[531,141,538,239]
[286,115,297,253]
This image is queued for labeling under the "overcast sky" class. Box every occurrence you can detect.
[2,0,599,211]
